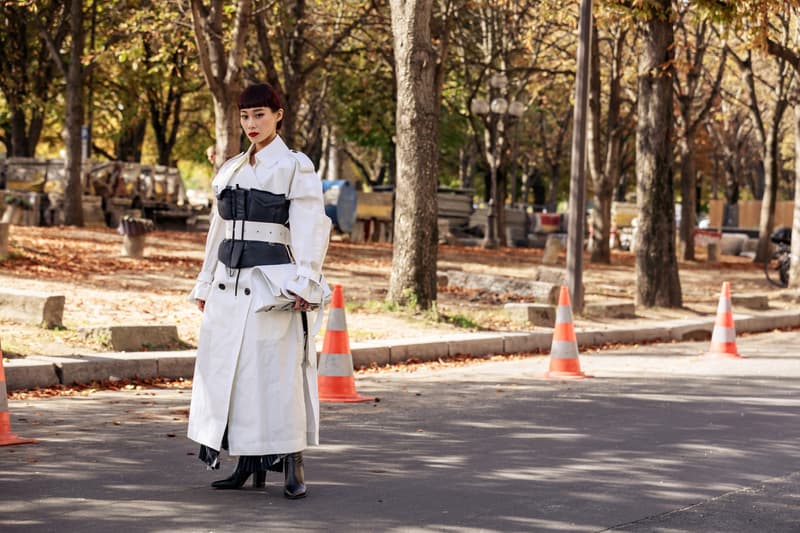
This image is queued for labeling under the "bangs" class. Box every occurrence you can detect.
[238,83,282,111]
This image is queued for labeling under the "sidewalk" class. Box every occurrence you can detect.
[5,308,799,391]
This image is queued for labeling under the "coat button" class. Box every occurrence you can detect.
[244,288,251,295]
[218,283,226,290]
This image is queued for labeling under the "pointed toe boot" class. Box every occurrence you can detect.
[283,452,307,499]
[212,458,266,489]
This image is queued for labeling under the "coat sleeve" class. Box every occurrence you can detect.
[284,151,332,304]
[188,206,224,302]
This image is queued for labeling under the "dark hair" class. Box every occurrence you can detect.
[238,83,283,131]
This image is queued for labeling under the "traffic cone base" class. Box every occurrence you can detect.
[705,281,743,359]
[543,357,588,379]
[317,285,375,403]
[540,286,592,380]
[318,376,373,403]
[0,412,35,446]
[0,351,36,446]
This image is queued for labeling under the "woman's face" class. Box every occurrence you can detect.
[240,106,283,150]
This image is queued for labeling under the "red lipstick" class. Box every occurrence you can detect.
[248,132,258,138]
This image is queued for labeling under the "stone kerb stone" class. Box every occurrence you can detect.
[350,341,391,368]
[736,310,800,334]
[389,337,450,363]
[503,331,551,354]
[0,288,65,328]
[3,357,60,390]
[78,325,181,352]
[446,333,505,357]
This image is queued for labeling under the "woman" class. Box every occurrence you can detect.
[187,83,331,500]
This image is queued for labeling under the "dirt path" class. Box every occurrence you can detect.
[0,225,790,357]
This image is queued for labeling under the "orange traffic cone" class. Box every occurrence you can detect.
[0,346,36,446]
[542,286,590,379]
[317,285,374,403]
[706,281,742,358]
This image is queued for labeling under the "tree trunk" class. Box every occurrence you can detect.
[213,96,243,164]
[587,21,620,264]
[8,102,40,157]
[190,0,252,170]
[63,0,85,226]
[755,126,781,262]
[678,135,697,260]
[152,93,183,166]
[115,114,147,163]
[790,101,800,288]
[635,1,681,307]
[387,0,439,310]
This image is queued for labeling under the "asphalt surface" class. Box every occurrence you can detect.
[1,331,799,533]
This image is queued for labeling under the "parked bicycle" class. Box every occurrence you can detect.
[764,226,791,288]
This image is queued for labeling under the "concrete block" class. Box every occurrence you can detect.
[731,294,769,310]
[503,332,551,354]
[504,303,556,327]
[0,221,9,260]
[445,271,560,304]
[0,288,64,328]
[4,357,60,390]
[121,234,146,258]
[350,341,391,368]
[720,233,748,256]
[389,337,450,363]
[78,325,180,352]
[583,301,636,318]
[535,267,566,285]
[706,242,720,262]
[542,234,564,265]
[447,333,505,357]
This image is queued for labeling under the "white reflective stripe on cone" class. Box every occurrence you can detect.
[326,308,347,331]
[549,340,579,359]
[711,326,736,343]
[555,306,573,323]
[318,353,355,377]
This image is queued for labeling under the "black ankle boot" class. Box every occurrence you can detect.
[212,458,266,489]
[283,452,306,499]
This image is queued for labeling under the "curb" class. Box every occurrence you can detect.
[5,310,800,391]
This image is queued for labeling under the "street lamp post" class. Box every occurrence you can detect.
[471,73,525,248]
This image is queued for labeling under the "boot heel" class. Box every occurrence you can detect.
[253,471,266,488]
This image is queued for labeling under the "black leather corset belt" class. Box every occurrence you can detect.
[216,186,292,269]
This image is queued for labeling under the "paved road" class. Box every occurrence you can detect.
[1,331,799,532]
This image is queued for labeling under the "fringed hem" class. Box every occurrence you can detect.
[199,445,221,470]
[198,444,286,473]
[239,454,286,473]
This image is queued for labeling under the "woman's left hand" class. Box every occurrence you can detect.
[293,295,312,311]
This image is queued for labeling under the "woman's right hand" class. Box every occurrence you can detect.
[196,299,206,312]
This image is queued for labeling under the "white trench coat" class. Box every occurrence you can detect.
[187,135,331,456]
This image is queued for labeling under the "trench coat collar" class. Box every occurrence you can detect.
[250,134,290,168]
[213,135,289,192]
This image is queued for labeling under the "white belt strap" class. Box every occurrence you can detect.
[224,220,290,245]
